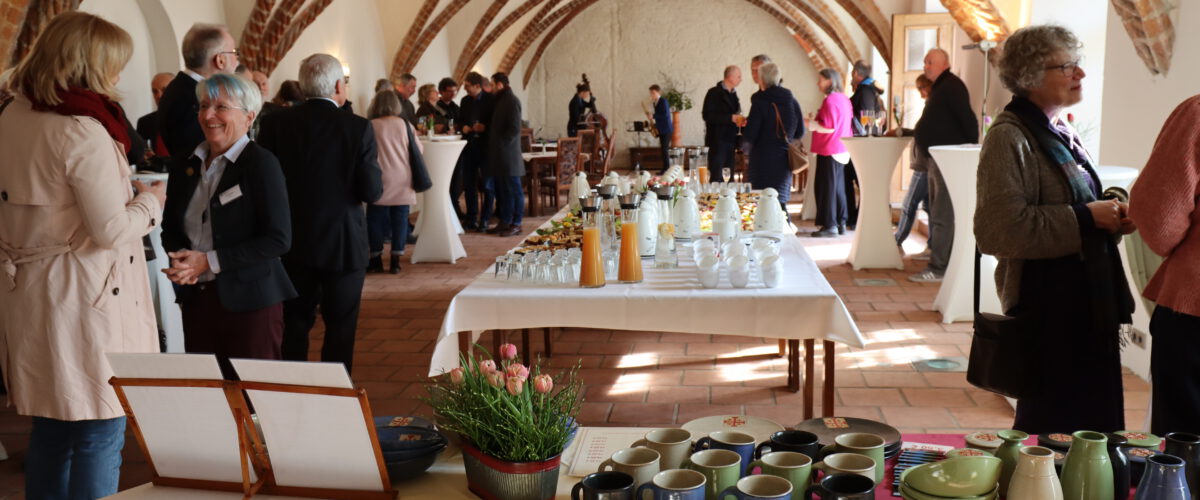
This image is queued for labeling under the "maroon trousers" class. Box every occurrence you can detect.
[180,283,283,379]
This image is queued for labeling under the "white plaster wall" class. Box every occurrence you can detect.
[158,0,225,49]
[1028,0,1108,157]
[521,0,822,169]
[79,0,159,128]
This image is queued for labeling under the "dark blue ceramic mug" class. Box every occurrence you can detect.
[695,431,757,477]
[637,469,707,500]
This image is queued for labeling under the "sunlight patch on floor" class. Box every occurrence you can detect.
[608,373,650,395]
[838,345,942,369]
[803,243,853,263]
[616,353,659,369]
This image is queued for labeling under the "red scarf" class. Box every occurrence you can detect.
[29,87,133,155]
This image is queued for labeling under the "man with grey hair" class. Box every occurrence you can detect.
[702,65,744,182]
[158,23,239,164]
[750,54,772,92]
[394,73,418,123]
[909,48,978,283]
[257,53,383,372]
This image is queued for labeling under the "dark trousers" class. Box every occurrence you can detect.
[814,154,847,230]
[658,133,672,174]
[367,204,411,256]
[495,175,524,227]
[926,158,954,274]
[282,264,366,373]
[478,175,496,227]
[449,157,466,220]
[181,283,283,379]
[452,140,483,221]
[1150,305,1200,435]
[844,160,860,227]
[708,139,736,182]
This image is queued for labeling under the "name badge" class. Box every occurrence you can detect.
[218,185,243,205]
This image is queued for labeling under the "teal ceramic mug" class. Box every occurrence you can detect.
[718,475,793,500]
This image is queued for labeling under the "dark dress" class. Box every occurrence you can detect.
[567,94,595,137]
[741,85,803,203]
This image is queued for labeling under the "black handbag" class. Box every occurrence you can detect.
[966,248,1035,399]
[405,122,433,193]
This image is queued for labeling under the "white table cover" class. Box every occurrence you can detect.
[412,139,468,264]
[430,227,864,375]
[131,173,184,353]
[928,145,1002,322]
[844,137,909,270]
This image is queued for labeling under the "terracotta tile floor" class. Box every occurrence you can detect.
[0,208,1152,497]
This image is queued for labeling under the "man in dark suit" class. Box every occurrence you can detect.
[257,54,383,372]
[135,72,174,156]
[487,72,525,237]
[702,66,743,183]
[158,23,239,165]
[647,84,673,174]
[459,72,494,232]
[910,48,979,284]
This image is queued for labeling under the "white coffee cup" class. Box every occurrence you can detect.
[699,265,719,288]
[728,256,750,288]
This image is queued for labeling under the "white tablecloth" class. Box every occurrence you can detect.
[412,139,468,264]
[928,145,1002,322]
[131,173,184,353]
[430,228,864,375]
[844,137,909,270]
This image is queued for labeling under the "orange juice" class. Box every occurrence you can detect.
[697,166,710,184]
[580,226,605,287]
[618,223,643,283]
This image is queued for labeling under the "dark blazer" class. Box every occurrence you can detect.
[850,81,884,136]
[487,87,524,177]
[156,72,204,164]
[136,110,158,147]
[652,97,673,136]
[161,141,297,312]
[567,94,595,137]
[914,70,979,155]
[459,91,490,140]
[256,99,383,271]
[742,85,803,195]
[701,82,740,146]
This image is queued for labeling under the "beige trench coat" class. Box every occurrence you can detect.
[0,96,162,421]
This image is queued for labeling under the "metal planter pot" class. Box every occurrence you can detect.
[461,441,561,500]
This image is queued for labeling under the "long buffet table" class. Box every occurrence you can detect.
[429,210,865,416]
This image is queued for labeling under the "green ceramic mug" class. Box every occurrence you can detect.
[747,451,812,495]
[812,452,876,482]
[820,432,885,482]
[683,449,742,500]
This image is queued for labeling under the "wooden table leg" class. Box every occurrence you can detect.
[823,340,835,417]
[777,339,787,358]
[804,339,815,420]
[786,340,799,392]
[543,328,553,358]
[492,330,505,363]
[521,329,531,361]
[458,331,469,357]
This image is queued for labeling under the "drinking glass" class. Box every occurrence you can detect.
[722,168,732,185]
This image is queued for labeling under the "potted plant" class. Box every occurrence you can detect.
[661,74,693,147]
[425,344,582,500]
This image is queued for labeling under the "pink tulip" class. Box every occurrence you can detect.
[505,363,529,380]
[499,343,518,360]
[506,376,525,396]
[479,359,497,374]
[449,367,465,385]
[533,374,553,394]
[486,371,505,388]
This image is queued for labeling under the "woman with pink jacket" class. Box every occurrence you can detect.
[366,89,422,274]
[807,68,854,237]
[1129,95,1200,435]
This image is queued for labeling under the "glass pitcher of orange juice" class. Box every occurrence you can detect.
[579,195,605,288]
[618,194,644,283]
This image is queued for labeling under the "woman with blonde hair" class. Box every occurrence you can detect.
[0,11,165,496]
[414,82,446,132]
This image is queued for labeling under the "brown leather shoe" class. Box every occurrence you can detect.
[500,225,522,237]
[487,223,509,234]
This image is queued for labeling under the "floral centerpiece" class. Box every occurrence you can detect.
[425,344,582,499]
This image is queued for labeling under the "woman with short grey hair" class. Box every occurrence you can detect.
[741,62,804,211]
[365,89,422,273]
[975,25,1134,433]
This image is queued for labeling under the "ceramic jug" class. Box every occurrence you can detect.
[637,170,653,193]
[1109,433,1132,500]
[752,188,784,233]
[662,164,684,185]
[1164,432,1200,498]
[713,189,740,245]
[996,429,1028,496]
[1135,454,1192,500]
[601,172,623,194]
[1061,431,1114,500]
[569,172,591,213]
[1008,446,1064,500]
[638,197,658,257]
[672,189,700,239]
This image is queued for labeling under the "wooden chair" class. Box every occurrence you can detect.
[577,129,597,173]
[538,137,581,214]
[588,130,616,184]
[520,128,533,153]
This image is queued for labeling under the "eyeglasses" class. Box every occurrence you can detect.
[1044,59,1082,76]
[219,49,240,58]
[195,103,247,114]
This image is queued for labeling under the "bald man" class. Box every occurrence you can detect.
[909,48,978,283]
[135,72,175,154]
[702,65,744,182]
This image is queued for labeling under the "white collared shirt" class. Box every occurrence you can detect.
[184,135,251,282]
[183,69,204,83]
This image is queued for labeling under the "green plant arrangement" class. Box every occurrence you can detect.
[660,73,693,112]
[424,343,583,463]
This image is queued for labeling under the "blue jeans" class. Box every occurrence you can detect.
[478,176,496,228]
[367,204,411,256]
[496,175,524,227]
[894,170,930,245]
[26,416,127,499]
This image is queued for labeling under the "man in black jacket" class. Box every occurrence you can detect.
[910,48,979,283]
[257,54,384,372]
[846,60,885,228]
[458,72,492,231]
[702,66,743,183]
[135,72,174,153]
[157,24,239,165]
[487,72,525,237]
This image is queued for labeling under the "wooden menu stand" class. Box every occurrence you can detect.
[106,354,395,500]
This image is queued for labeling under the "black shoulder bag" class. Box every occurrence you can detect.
[966,249,1035,399]
[405,121,433,193]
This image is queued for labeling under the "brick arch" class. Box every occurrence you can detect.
[520,0,599,86]
[783,0,862,65]
[451,0,511,81]
[239,0,335,75]
[830,0,890,63]
[742,0,837,70]
[400,0,471,75]
[453,0,549,84]
[940,0,1011,43]
[3,0,81,71]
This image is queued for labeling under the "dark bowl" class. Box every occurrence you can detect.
[382,441,447,463]
[386,443,447,483]
[374,415,436,430]
[376,426,446,452]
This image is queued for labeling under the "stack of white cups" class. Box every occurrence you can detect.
[694,239,719,288]
[723,241,750,288]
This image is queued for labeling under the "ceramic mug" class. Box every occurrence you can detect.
[755,430,821,460]
[812,452,875,482]
[806,473,876,499]
[633,428,694,470]
[684,449,742,500]
[695,431,757,477]
[637,469,707,500]
[718,475,793,500]
[820,433,885,482]
[572,471,636,500]
[599,447,661,489]
[747,451,812,495]
[698,265,719,288]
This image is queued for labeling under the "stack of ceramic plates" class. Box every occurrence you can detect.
[891,449,944,497]
[373,416,447,482]
[681,415,785,443]
[793,417,903,459]
[898,456,1001,500]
